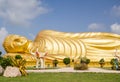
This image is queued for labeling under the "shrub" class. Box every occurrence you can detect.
[80,57,90,64]
[63,57,70,66]
[53,59,58,67]
[0,56,12,69]
[74,63,88,70]
[99,58,105,68]
[0,56,3,60]
[110,58,119,70]
[0,51,3,64]
[15,55,22,59]
[0,55,27,76]
[0,54,3,65]
[0,51,2,55]
[110,58,115,65]
[74,57,90,70]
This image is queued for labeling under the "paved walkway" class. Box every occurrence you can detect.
[27,67,120,73]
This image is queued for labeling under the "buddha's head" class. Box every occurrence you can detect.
[3,34,31,53]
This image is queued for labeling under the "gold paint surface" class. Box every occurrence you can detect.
[3,30,120,62]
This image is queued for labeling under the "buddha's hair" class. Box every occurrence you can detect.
[3,35,16,52]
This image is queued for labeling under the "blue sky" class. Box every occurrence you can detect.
[0,0,120,53]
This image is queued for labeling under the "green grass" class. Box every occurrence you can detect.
[0,72,120,82]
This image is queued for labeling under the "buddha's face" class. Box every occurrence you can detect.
[3,35,29,53]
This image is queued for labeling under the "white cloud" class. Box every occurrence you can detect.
[0,0,47,26]
[110,23,120,34]
[111,5,120,17]
[0,27,8,44]
[0,27,8,54]
[88,23,105,31]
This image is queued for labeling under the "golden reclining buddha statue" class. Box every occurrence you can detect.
[3,30,120,64]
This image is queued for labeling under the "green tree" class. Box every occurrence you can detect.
[63,57,70,66]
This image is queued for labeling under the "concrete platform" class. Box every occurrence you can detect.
[26,67,120,73]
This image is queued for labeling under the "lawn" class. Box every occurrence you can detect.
[0,72,120,82]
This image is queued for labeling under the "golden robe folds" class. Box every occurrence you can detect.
[3,30,120,62]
